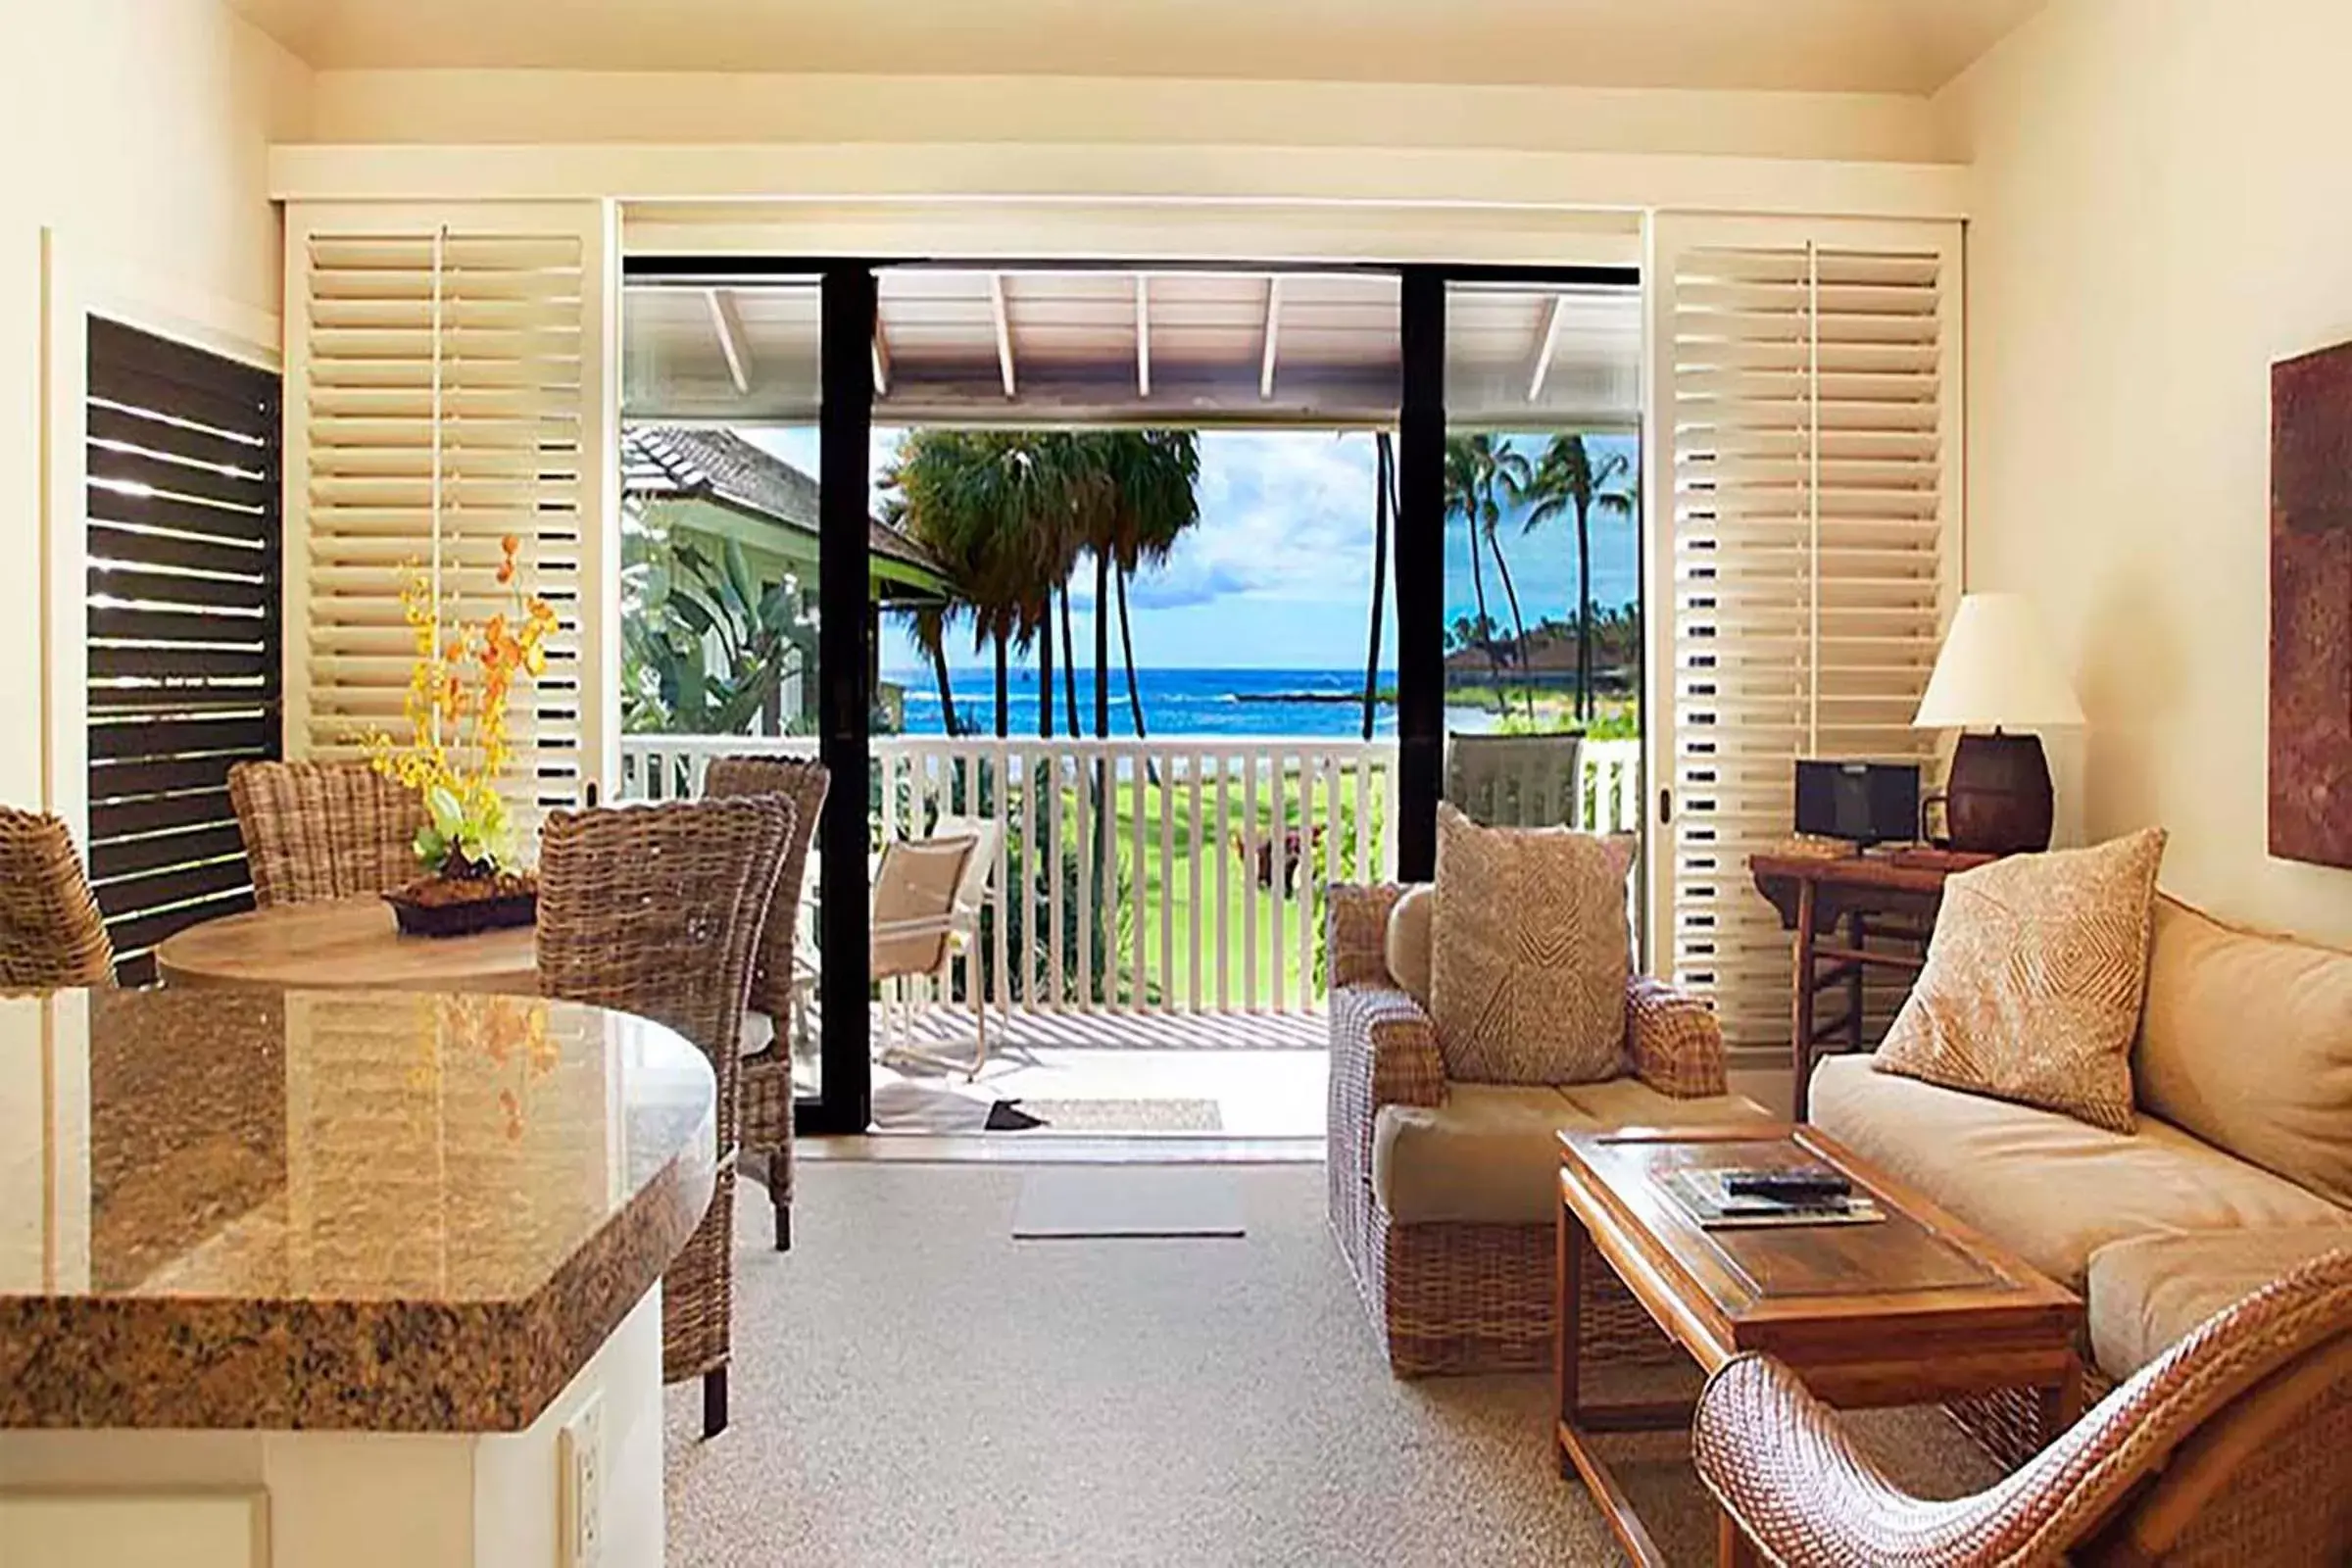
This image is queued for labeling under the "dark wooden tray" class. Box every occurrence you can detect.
[384,878,538,938]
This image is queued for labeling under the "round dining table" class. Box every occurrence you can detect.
[154,895,538,994]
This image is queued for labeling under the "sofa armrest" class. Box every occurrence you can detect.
[1328,882,1406,990]
[1328,984,1446,1194]
[1624,976,1728,1099]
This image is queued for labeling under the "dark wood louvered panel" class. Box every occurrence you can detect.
[86,318,282,985]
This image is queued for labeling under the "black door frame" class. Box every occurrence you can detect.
[622,255,1640,1133]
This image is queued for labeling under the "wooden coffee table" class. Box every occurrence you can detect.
[1554,1124,2082,1568]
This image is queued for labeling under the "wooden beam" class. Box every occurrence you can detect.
[1135,272,1152,399]
[870,316,892,397]
[1527,293,1567,404]
[705,287,753,396]
[1258,274,1283,401]
[988,271,1016,398]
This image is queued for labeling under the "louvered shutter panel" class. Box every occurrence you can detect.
[285,203,617,838]
[1647,217,1962,1053]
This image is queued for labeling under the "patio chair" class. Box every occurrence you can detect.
[1444,732,1585,827]
[227,760,426,906]
[876,814,1002,1079]
[534,795,794,1442]
[699,755,830,1254]
[867,831,981,1074]
[1695,1246,2352,1567]
[0,808,115,989]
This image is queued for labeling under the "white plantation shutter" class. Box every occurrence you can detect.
[1645,217,1962,1054]
[284,203,618,834]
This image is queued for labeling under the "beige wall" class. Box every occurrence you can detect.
[1940,0,2352,945]
[0,0,310,809]
[309,70,1944,165]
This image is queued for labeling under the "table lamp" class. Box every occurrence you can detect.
[1913,593,2085,854]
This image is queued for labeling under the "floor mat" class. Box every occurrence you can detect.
[1012,1166,1248,1239]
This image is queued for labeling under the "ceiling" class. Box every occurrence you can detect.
[230,0,2044,94]
[622,268,1640,429]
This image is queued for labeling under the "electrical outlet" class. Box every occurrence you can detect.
[559,1393,605,1568]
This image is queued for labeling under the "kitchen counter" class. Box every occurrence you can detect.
[0,985,719,1567]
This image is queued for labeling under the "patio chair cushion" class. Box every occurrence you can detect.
[2086,1226,2352,1380]
[1384,884,1434,1008]
[1812,1054,2352,1290]
[1374,1080,1764,1226]
[1428,805,1635,1085]
[1875,828,2167,1135]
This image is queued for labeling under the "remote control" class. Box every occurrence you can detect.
[1724,1170,1853,1203]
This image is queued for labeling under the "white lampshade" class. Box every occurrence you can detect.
[1913,593,2086,731]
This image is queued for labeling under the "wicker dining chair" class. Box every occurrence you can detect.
[535,796,795,1441]
[227,760,426,907]
[1694,1246,2352,1567]
[0,808,116,989]
[699,756,829,1254]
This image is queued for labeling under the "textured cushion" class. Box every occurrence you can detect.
[1385,884,1435,1009]
[1813,1054,2351,1291]
[1373,1082,1765,1226]
[1428,804,1634,1085]
[1875,828,2167,1133]
[2085,1227,2352,1380]
[2132,897,2352,1208]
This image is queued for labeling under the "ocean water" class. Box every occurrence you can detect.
[892,667,1405,739]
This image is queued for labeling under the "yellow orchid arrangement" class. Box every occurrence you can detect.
[366,535,560,877]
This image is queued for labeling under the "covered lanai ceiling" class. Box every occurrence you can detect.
[623,268,1639,431]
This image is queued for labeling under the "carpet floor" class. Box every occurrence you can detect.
[662,1162,2000,1566]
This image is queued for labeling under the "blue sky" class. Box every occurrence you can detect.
[742,427,1639,676]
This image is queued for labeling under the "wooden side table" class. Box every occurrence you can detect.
[1748,848,1994,1119]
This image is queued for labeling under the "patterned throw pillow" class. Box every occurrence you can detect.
[1875,827,2168,1133]
[1428,804,1635,1085]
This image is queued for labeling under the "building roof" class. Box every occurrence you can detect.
[621,425,947,585]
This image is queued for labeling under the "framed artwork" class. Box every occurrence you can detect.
[2271,340,2352,868]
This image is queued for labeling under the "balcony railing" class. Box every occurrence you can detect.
[617,733,1640,1016]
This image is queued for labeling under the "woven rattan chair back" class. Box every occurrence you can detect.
[534,795,794,1440]
[699,756,829,1020]
[227,760,427,907]
[0,808,115,989]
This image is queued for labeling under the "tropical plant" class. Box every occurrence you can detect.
[619,529,814,736]
[884,429,1201,742]
[1444,434,1536,715]
[1521,434,1637,722]
[364,534,558,875]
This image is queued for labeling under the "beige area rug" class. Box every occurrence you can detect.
[664,1164,2000,1567]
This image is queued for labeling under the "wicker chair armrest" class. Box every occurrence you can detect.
[1697,1353,2090,1568]
[1327,882,1406,990]
[1623,976,1727,1099]
[1331,985,1446,1113]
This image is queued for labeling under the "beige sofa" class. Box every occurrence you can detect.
[1814,896,2352,1412]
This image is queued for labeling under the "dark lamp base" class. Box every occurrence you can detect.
[1945,730,2054,856]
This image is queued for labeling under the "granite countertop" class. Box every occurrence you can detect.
[0,986,716,1433]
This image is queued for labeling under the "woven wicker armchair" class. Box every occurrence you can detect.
[227,760,426,906]
[1696,1247,2352,1568]
[0,808,115,989]
[536,796,794,1441]
[699,756,828,1252]
[1327,881,1745,1376]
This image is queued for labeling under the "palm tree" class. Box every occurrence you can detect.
[1444,434,1534,714]
[1084,431,1200,738]
[1521,434,1635,722]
